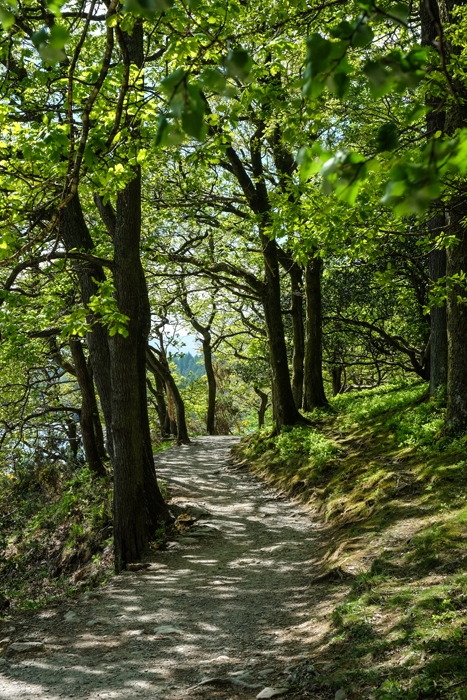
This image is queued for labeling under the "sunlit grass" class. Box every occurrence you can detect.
[234,380,467,699]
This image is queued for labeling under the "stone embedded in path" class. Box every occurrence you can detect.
[335,690,347,700]
[126,562,151,571]
[8,642,45,653]
[256,687,289,698]
[64,611,78,622]
[153,626,183,635]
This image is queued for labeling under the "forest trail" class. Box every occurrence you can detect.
[0,437,348,700]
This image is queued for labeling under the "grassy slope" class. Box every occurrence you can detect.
[234,381,467,700]
[0,442,173,611]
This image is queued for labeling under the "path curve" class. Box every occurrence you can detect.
[0,437,341,700]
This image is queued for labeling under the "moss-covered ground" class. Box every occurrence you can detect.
[233,381,467,700]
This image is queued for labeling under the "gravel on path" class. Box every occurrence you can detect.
[0,436,347,700]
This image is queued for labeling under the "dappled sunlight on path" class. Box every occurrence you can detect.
[0,437,346,699]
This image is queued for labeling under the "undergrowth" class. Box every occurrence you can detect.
[0,441,173,612]
[234,380,467,700]
[0,464,114,610]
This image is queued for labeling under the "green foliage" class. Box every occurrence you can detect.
[275,426,338,466]
[0,465,114,610]
[235,381,467,699]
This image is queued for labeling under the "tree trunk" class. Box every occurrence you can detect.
[253,386,268,428]
[137,269,171,531]
[146,348,191,445]
[446,214,467,430]
[203,334,217,435]
[303,255,328,411]
[59,196,114,458]
[429,243,448,394]
[290,264,305,409]
[421,0,448,396]
[261,232,304,428]
[69,339,107,477]
[434,0,467,430]
[147,376,170,438]
[110,169,148,572]
[332,365,344,396]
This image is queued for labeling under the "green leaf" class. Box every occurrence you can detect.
[352,22,374,48]
[181,84,206,140]
[32,28,49,48]
[153,115,168,147]
[327,71,350,99]
[161,68,186,98]
[224,47,253,81]
[330,20,353,39]
[106,14,120,27]
[376,122,399,152]
[0,7,15,29]
[38,45,65,64]
[297,146,321,182]
[199,68,227,93]
[123,0,172,18]
[388,2,410,25]
[305,33,332,76]
[49,25,70,49]
[363,60,392,97]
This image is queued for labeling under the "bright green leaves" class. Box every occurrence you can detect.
[159,68,207,142]
[351,21,374,48]
[123,0,173,19]
[376,122,399,152]
[0,231,16,261]
[297,144,330,183]
[303,20,370,100]
[387,2,410,25]
[364,48,426,97]
[321,150,368,205]
[303,6,424,104]
[62,280,130,339]
[303,33,339,99]
[224,47,253,81]
[32,24,70,64]
[381,131,467,216]
[0,0,16,30]
[297,144,368,205]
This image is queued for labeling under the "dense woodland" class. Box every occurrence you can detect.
[1,0,467,584]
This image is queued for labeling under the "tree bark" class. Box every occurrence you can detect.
[421,0,448,395]
[203,334,217,435]
[303,255,328,411]
[429,242,448,394]
[332,365,344,396]
[434,0,467,429]
[446,210,467,430]
[253,386,269,428]
[290,264,305,409]
[69,339,107,477]
[59,196,114,458]
[110,168,172,572]
[147,376,170,438]
[146,347,191,445]
[261,231,304,427]
[110,169,148,572]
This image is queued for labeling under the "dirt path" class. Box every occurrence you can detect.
[0,437,348,700]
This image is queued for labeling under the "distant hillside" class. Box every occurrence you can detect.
[172,352,205,379]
